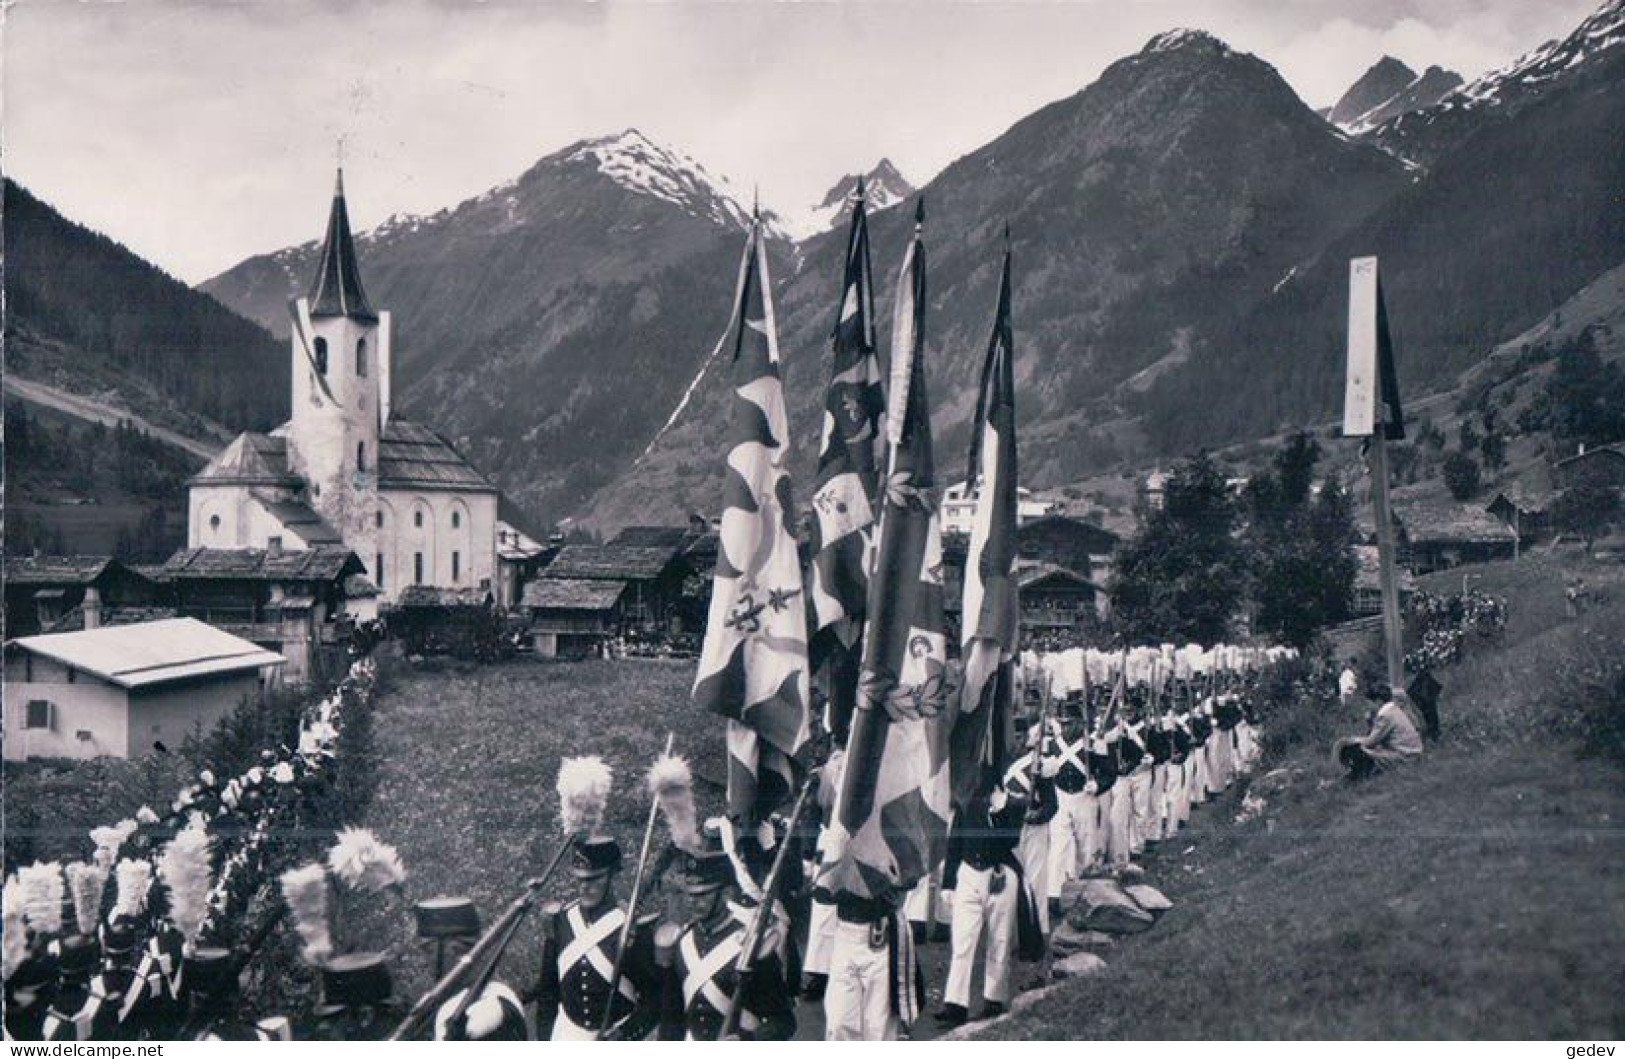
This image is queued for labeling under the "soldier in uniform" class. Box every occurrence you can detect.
[532,835,661,1041]
[936,769,1028,1027]
[4,944,58,1041]
[1046,694,1099,893]
[659,838,795,1041]
[1118,697,1153,859]
[40,937,107,1042]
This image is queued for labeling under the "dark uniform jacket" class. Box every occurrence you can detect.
[658,913,794,1041]
[533,900,661,1040]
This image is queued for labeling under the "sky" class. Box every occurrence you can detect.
[3,0,1600,284]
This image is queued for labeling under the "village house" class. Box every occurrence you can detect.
[1393,501,1518,574]
[158,544,365,686]
[4,618,284,761]
[187,171,502,605]
[495,520,551,611]
[1352,544,1418,617]
[1552,441,1625,492]
[525,542,696,653]
[1015,513,1120,586]
[1017,562,1107,643]
[940,480,1056,536]
[3,556,161,638]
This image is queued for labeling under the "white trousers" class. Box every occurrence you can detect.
[1155,763,1180,839]
[1048,789,1101,884]
[1207,729,1233,793]
[1192,744,1211,804]
[824,920,899,1041]
[1176,757,1195,824]
[804,897,837,975]
[1127,766,1154,855]
[943,865,1018,1008]
[903,865,950,926]
[1235,723,1261,775]
[1103,785,1133,869]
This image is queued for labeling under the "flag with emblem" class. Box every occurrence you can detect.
[819,200,951,902]
[693,214,811,825]
[806,179,886,744]
[950,238,1021,808]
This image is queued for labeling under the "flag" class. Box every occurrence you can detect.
[819,200,951,903]
[950,237,1021,808]
[1375,272,1406,441]
[693,216,811,824]
[806,179,886,745]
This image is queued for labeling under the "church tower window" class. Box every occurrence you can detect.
[356,338,368,377]
[414,510,424,529]
[357,442,367,472]
[414,552,424,584]
[452,511,461,529]
[314,337,328,375]
[452,551,461,582]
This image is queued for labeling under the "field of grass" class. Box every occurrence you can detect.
[357,658,729,999]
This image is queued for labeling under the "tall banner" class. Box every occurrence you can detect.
[952,241,1021,808]
[806,180,886,745]
[819,202,951,902]
[692,217,811,823]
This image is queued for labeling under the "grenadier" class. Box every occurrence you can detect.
[533,835,661,1041]
[658,838,795,1041]
[936,771,1028,1028]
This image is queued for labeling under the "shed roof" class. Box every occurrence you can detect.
[11,617,284,689]
[378,420,496,492]
[542,544,683,581]
[521,578,628,611]
[1395,501,1519,545]
[160,546,363,583]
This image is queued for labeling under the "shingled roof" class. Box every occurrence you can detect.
[1395,501,1520,545]
[378,420,496,492]
[160,546,363,583]
[3,555,123,586]
[188,433,294,487]
[541,544,684,581]
[521,578,628,611]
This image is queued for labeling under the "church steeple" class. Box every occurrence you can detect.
[308,168,377,321]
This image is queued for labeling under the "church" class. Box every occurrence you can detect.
[188,172,500,604]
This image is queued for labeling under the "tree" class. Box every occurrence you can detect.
[1480,431,1507,472]
[1110,453,1243,644]
[1549,482,1622,553]
[1549,329,1625,447]
[1244,436,1357,648]
[1442,450,1482,500]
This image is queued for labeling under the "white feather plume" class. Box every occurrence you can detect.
[16,862,64,936]
[647,754,699,854]
[557,756,613,836]
[65,862,109,937]
[113,859,154,920]
[4,884,29,981]
[157,819,212,946]
[89,821,138,870]
[278,863,332,967]
[326,827,407,893]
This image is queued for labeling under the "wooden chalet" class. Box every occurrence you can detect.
[1352,545,1417,617]
[1552,442,1625,492]
[521,578,630,658]
[3,556,160,637]
[158,544,365,685]
[535,543,693,632]
[1392,501,1518,574]
[1017,562,1106,645]
[1015,514,1119,584]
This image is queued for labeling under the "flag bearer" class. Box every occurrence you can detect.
[935,773,1027,1028]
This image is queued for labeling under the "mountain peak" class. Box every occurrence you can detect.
[1330,56,1419,126]
[563,128,755,231]
[784,159,916,241]
[1142,28,1232,57]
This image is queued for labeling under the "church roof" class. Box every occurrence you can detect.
[379,420,496,492]
[190,433,295,487]
[308,169,378,322]
[251,492,344,546]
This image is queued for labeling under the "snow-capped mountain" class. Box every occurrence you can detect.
[778,159,915,241]
[567,129,762,234]
[1340,65,1463,135]
[1365,0,1625,165]
[1328,56,1416,127]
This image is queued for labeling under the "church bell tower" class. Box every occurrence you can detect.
[287,169,391,565]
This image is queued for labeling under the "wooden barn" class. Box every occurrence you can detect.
[521,578,630,658]
[3,556,160,637]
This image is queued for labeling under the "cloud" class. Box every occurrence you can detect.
[2,0,1601,282]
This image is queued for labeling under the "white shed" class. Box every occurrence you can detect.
[4,618,284,761]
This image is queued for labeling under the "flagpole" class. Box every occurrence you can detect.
[1368,422,1405,693]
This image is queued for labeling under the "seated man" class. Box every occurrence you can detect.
[1335,687,1424,780]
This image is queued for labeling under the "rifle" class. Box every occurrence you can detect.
[595,733,675,1038]
[716,780,816,1041]
[386,837,577,1041]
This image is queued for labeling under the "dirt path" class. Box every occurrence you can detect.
[4,374,222,459]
